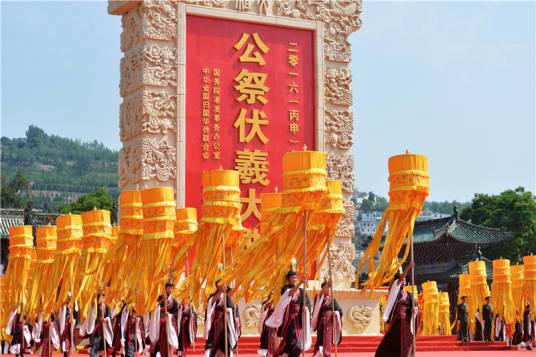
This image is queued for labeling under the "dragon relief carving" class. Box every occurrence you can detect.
[142,136,177,182]
[243,304,261,328]
[325,67,352,106]
[349,305,372,330]
[327,154,354,194]
[325,109,353,150]
[120,44,177,96]
[141,0,177,42]
[120,90,177,142]
[324,35,351,63]
[322,241,356,288]
[336,200,355,239]
[119,145,142,188]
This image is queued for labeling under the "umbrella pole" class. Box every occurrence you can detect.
[302,211,308,357]
[411,236,417,356]
[328,247,338,357]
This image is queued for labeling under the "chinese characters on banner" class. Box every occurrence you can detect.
[186,16,315,227]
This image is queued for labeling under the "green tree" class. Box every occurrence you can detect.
[60,187,113,214]
[460,187,536,262]
[1,171,31,208]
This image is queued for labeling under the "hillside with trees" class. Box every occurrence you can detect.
[1,126,118,211]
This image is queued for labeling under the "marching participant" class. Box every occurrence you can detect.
[312,281,342,357]
[204,280,238,357]
[258,292,276,357]
[6,309,32,357]
[150,282,179,357]
[265,270,311,357]
[177,298,197,357]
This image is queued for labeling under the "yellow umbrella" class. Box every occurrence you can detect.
[422,281,440,336]
[491,258,515,324]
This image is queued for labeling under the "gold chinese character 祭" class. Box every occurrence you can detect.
[234,69,269,104]
[234,32,270,66]
[235,149,270,186]
[233,108,269,144]
[240,188,262,220]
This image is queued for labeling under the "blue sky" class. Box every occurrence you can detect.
[1,1,534,202]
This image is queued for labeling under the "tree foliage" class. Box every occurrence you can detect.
[60,187,114,214]
[1,171,31,208]
[460,187,536,262]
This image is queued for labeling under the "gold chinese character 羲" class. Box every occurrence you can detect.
[234,32,270,66]
[288,55,299,67]
[233,108,269,144]
[288,82,299,94]
[240,188,262,221]
[235,149,270,186]
[289,122,299,134]
[234,69,269,105]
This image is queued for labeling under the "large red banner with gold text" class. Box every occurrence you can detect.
[186,15,316,227]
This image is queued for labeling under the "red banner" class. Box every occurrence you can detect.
[186,15,316,227]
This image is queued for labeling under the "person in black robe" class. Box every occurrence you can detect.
[204,280,237,357]
[178,298,197,357]
[258,292,276,357]
[273,271,311,357]
[89,293,111,357]
[375,262,415,357]
[474,309,483,341]
[511,309,523,346]
[7,312,31,357]
[522,304,533,350]
[456,296,469,342]
[111,302,126,357]
[312,281,343,357]
[151,283,179,357]
[482,296,493,341]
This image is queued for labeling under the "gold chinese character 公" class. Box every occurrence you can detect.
[240,188,262,221]
[289,122,299,134]
[213,141,220,150]
[288,55,299,67]
[234,32,270,66]
[288,82,299,94]
[235,149,270,186]
[234,108,269,144]
[288,109,299,122]
[234,69,269,105]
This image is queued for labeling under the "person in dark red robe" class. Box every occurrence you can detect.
[375,262,416,357]
[204,280,238,357]
[177,299,197,357]
[258,292,276,357]
[265,271,312,357]
[150,283,179,357]
[111,303,127,357]
[89,293,111,357]
[35,314,59,357]
[312,281,342,357]
[124,307,144,357]
[522,304,533,350]
[6,311,31,357]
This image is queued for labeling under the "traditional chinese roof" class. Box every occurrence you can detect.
[0,210,24,240]
[413,212,511,245]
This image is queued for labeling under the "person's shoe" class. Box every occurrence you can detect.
[527,345,533,350]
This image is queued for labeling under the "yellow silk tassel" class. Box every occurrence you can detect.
[511,265,524,320]
[468,260,490,335]
[439,292,452,335]
[491,258,515,324]
[171,208,198,286]
[422,281,440,336]
[27,225,57,319]
[6,226,35,311]
[139,187,176,314]
[76,209,112,320]
[356,154,429,289]
[523,255,536,310]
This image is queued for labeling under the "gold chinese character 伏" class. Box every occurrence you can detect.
[234,149,270,186]
[233,108,269,144]
[234,69,269,105]
[234,32,270,66]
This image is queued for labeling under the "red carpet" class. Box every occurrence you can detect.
[3,335,529,356]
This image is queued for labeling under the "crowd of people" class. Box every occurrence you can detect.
[2,270,344,357]
[456,296,534,350]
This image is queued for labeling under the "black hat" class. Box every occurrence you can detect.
[286,270,297,279]
[165,282,174,288]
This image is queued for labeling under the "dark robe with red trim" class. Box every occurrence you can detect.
[204,294,236,357]
[274,286,311,357]
[259,302,276,356]
[178,305,196,356]
[375,291,415,357]
[523,307,532,343]
[313,296,343,357]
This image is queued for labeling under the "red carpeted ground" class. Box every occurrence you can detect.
[4,335,532,356]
